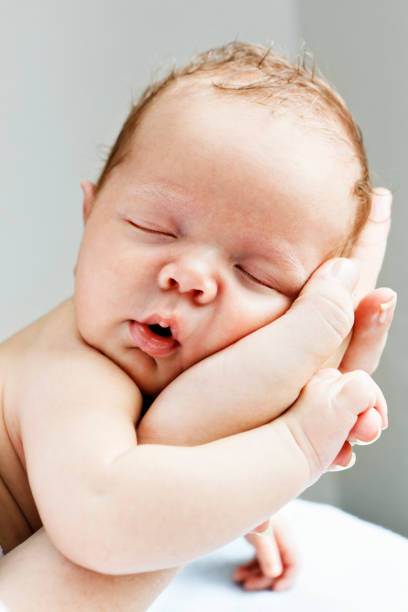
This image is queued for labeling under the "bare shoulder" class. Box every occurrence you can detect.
[5,299,144,457]
[43,342,143,423]
[22,337,143,428]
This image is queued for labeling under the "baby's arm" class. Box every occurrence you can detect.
[138,258,357,445]
[19,340,386,579]
[19,346,310,576]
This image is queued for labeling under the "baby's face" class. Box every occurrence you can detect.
[74,90,359,395]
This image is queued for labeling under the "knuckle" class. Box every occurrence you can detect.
[314,294,354,344]
[317,367,341,380]
[348,368,368,382]
[335,370,378,414]
[303,368,340,398]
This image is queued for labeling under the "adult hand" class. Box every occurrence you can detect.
[278,187,393,385]
[336,187,394,374]
[319,188,394,464]
[138,189,394,446]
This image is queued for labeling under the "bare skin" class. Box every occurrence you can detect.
[0,190,393,609]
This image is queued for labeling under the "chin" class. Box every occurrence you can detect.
[114,349,174,397]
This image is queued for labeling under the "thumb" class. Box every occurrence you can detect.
[294,256,358,339]
[261,258,359,409]
[284,257,358,362]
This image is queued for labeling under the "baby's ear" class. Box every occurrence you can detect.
[80,180,97,224]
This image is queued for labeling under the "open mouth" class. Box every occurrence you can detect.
[148,323,172,338]
[129,321,179,358]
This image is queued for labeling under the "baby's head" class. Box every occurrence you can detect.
[74,41,372,396]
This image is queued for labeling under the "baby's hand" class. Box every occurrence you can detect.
[233,516,300,591]
[283,368,387,482]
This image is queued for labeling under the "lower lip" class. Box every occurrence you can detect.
[129,321,179,357]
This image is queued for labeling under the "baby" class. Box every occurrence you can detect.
[0,41,394,608]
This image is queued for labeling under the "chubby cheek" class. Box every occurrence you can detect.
[74,268,107,347]
[74,253,121,342]
[192,291,293,364]
[74,240,157,341]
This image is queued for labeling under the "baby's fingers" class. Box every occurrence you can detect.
[328,404,386,471]
[349,406,384,444]
[332,370,388,429]
[241,571,274,591]
[270,518,301,590]
[251,531,283,578]
[329,441,354,470]
[233,558,258,582]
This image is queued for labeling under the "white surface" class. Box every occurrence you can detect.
[149,499,408,611]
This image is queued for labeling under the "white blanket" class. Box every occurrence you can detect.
[150,499,408,611]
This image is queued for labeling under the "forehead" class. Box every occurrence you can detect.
[114,88,358,264]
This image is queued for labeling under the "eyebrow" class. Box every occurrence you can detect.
[126,182,193,212]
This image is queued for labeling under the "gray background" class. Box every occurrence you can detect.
[1,1,406,537]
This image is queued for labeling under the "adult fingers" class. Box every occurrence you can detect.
[253,257,358,411]
[339,287,397,374]
[350,188,392,302]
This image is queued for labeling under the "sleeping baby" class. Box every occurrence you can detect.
[0,41,394,610]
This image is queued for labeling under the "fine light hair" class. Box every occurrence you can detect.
[95,41,373,255]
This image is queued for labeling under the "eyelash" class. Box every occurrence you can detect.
[235,265,274,290]
[128,220,176,238]
[128,221,273,290]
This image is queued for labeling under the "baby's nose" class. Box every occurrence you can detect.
[158,260,218,304]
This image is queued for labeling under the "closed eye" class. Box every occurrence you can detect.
[235,265,275,290]
[127,220,176,238]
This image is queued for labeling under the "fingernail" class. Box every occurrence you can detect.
[370,188,392,222]
[326,258,358,291]
[328,452,356,471]
[349,429,382,446]
[252,519,274,537]
[378,291,397,324]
